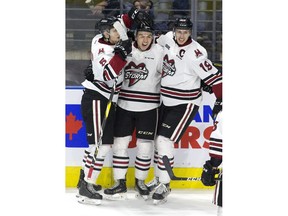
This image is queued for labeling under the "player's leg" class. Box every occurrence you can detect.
[134,108,158,199]
[82,94,115,187]
[152,135,173,204]
[78,146,105,205]
[134,139,153,199]
[152,103,199,204]
[146,142,161,193]
[78,90,116,205]
[104,107,134,200]
[77,91,105,205]
[103,136,131,200]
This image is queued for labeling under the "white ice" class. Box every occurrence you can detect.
[65,188,218,216]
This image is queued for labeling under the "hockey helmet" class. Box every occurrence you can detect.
[136,23,154,34]
[173,17,193,30]
[95,16,119,33]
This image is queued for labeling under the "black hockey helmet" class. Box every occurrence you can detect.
[136,23,154,34]
[95,16,119,34]
[173,17,193,30]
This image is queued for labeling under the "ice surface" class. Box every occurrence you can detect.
[65,188,218,216]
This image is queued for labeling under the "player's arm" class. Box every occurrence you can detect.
[155,31,172,47]
[210,62,222,100]
[194,58,221,86]
[101,40,132,81]
[198,61,222,119]
[119,6,153,30]
[114,7,146,34]
[193,57,222,99]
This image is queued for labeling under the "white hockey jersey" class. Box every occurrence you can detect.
[81,34,124,103]
[117,43,163,112]
[157,31,221,106]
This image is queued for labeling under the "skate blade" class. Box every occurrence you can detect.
[135,193,149,201]
[75,192,82,199]
[104,193,127,201]
[77,195,101,205]
[153,198,167,205]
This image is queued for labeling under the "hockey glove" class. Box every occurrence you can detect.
[128,6,153,27]
[114,39,132,60]
[127,30,135,41]
[83,62,94,82]
[201,160,220,186]
[212,98,222,119]
[201,80,213,94]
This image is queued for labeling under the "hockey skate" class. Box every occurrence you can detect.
[104,179,127,200]
[76,169,84,189]
[146,177,160,193]
[77,180,103,205]
[76,169,102,198]
[152,183,171,205]
[135,178,150,200]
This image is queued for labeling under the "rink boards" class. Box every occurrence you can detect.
[65,88,216,189]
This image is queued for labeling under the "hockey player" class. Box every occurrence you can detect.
[201,111,223,215]
[151,17,222,204]
[103,23,163,200]
[201,62,223,216]
[76,7,152,206]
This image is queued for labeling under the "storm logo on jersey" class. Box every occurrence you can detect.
[124,62,149,87]
[162,54,176,77]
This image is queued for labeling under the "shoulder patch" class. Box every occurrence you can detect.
[194,49,203,58]
[98,48,104,54]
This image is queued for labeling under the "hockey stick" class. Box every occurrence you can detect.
[87,77,118,180]
[95,76,118,155]
[162,155,222,181]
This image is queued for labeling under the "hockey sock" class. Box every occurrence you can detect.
[155,135,174,184]
[135,139,153,180]
[112,136,131,180]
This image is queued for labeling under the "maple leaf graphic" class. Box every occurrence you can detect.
[66,112,83,140]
